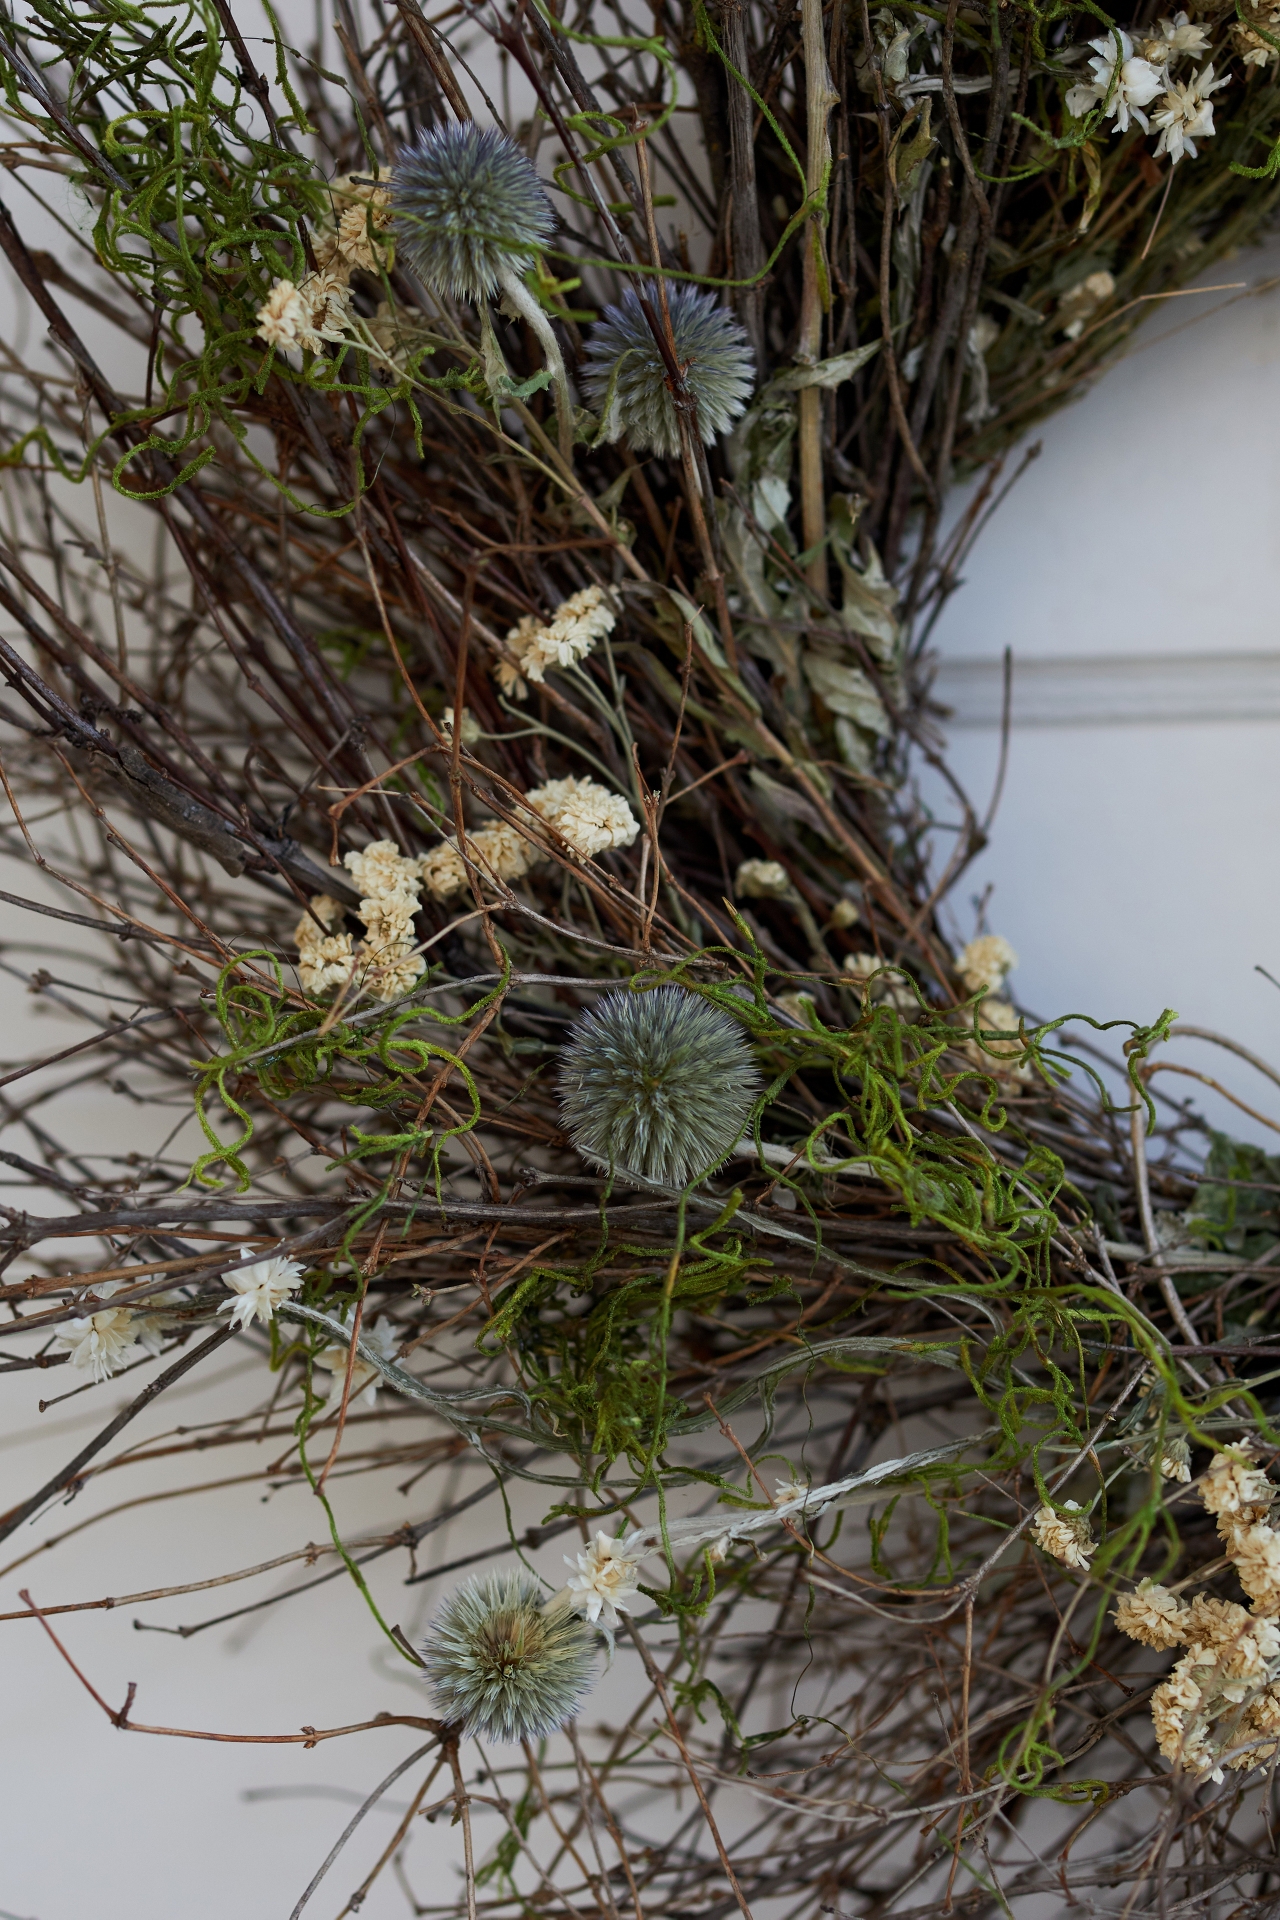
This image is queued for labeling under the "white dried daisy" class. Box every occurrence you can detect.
[563,1531,646,1632]
[735,858,793,900]
[1032,1499,1095,1570]
[1151,61,1228,162]
[1115,1580,1189,1649]
[313,1316,399,1409]
[523,775,639,861]
[54,1287,143,1383]
[1066,29,1165,132]
[957,933,1017,995]
[219,1250,304,1331]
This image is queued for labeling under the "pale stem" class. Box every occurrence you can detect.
[496,261,574,461]
[799,0,837,607]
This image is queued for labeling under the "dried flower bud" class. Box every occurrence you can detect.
[735,858,793,900]
[558,985,759,1188]
[583,285,754,457]
[391,124,554,303]
[422,1571,596,1742]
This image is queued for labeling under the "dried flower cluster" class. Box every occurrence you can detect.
[497,586,619,698]
[256,173,398,359]
[1116,1443,1280,1779]
[218,1253,304,1332]
[53,1282,177,1382]
[1067,17,1227,165]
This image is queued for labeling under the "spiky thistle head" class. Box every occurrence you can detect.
[390,124,554,303]
[582,285,755,457]
[422,1571,597,1742]
[558,986,760,1187]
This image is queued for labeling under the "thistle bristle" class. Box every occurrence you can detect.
[391,123,555,303]
[582,285,755,457]
[557,985,760,1188]
[422,1571,597,1742]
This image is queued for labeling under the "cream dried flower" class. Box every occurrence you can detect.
[564,1531,645,1632]
[1226,1521,1280,1614]
[958,933,1017,995]
[1184,1595,1280,1671]
[1235,20,1280,65]
[343,840,425,1001]
[1152,1651,1221,1777]
[334,197,393,273]
[829,896,860,929]
[1151,62,1228,163]
[1057,269,1116,341]
[499,587,619,697]
[219,1250,304,1331]
[295,894,355,996]
[1200,1442,1275,1526]
[256,278,305,350]
[1161,1436,1193,1482]
[523,775,639,861]
[296,267,354,351]
[54,1287,143,1383]
[735,858,792,900]
[1115,1580,1188,1650]
[1230,1683,1280,1768]
[774,991,817,1025]
[1032,1499,1095,1570]
[419,822,538,902]
[313,1317,399,1409]
[962,998,1029,1075]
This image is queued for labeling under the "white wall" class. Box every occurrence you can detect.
[926,232,1280,1148]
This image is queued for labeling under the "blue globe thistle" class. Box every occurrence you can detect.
[582,285,755,457]
[391,123,554,303]
[422,1571,597,1743]
[558,986,760,1187]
